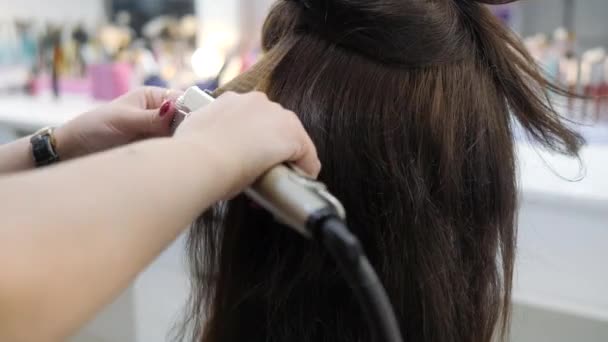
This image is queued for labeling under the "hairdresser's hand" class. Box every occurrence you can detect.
[175,91,321,198]
[54,87,181,160]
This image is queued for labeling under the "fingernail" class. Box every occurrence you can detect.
[159,100,173,117]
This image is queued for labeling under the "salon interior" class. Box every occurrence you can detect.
[0,0,607,341]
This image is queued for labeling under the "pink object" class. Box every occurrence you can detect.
[89,63,132,101]
[61,77,91,93]
[28,77,45,96]
[29,75,90,95]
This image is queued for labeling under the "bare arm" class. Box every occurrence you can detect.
[0,136,36,172]
[0,87,180,175]
[0,126,97,173]
[0,92,320,341]
[0,138,223,341]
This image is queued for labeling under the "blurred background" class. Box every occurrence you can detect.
[0,0,606,341]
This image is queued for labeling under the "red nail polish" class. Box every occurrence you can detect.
[159,100,172,117]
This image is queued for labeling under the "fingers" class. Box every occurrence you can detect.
[140,87,182,110]
[287,115,322,178]
[173,90,322,187]
[235,92,321,178]
[146,100,176,136]
[130,87,183,137]
[290,137,322,178]
[123,100,176,138]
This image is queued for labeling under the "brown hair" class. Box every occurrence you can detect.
[178,1,583,341]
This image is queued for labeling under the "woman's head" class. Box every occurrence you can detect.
[180,1,583,341]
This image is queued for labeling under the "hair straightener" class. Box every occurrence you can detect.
[171,87,346,236]
[171,86,403,342]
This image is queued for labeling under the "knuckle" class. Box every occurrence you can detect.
[221,91,237,99]
[289,139,304,157]
[269,102,283,114]
[218,91,237,102]
[250,91,269,104]
[134,86,148,94]
[314,159,322,175]
[251,91,268,99]
[286,111,303,128]
[279,113,296,127]
[141,86,159,98]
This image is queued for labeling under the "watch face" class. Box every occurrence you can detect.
[31,131,59,166]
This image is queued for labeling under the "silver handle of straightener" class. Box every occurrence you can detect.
[171,87,346,238]
[245,165,345,237]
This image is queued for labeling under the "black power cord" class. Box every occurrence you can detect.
[316,217,404,342]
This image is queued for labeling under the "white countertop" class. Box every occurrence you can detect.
[517,143,608,207]
[0,94,104,132]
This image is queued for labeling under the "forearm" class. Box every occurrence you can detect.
[0,137,35,173]
[0,126,80,174]
[0,137,225,341]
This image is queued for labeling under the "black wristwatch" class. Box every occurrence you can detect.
[31,127,60,167]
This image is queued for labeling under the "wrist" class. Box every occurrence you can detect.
[173,136,241,200]
[53,125,85,161]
